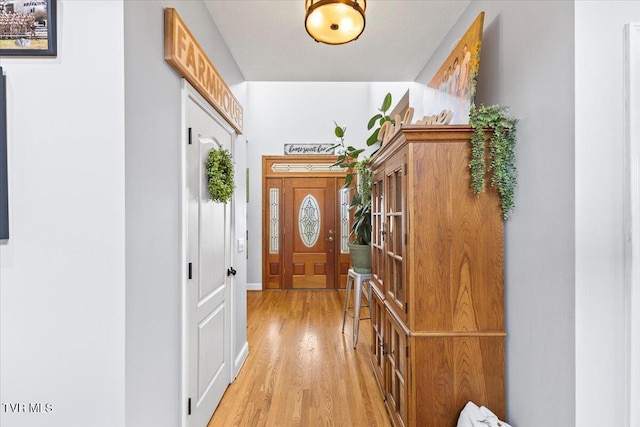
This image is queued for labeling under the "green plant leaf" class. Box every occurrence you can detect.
[381,93,392,112]
[350,148,364,158]
[351,192,362,206]
[366,129,380,146]
[334,125,345,138]
[344,174,353,188]
[368,114,382,130]
[331,153,348,167]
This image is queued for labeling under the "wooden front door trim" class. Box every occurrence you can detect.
[262,155,350,290]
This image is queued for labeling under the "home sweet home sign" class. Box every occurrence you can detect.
[164,8,243,134]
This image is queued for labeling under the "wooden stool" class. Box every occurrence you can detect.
[341,268,372,348]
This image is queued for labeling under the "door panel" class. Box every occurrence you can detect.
[197,305,225,399]
[284,177,336,289]
[187,93,232,427]
[199,187,227,299]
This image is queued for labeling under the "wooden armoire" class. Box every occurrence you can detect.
[368,125,505,427]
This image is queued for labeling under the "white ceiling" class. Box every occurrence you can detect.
[204,0,471,82]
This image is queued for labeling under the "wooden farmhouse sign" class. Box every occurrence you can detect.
[164,8,243,134]
[284,144,335,155]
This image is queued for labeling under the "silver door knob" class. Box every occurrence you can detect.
[327,236,334,241]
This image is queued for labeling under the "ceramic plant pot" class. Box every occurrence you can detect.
[348,242,371,274]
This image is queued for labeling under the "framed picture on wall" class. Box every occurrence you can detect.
[0,68,9,239]
[0,0,57,56]
[424,12,484,124]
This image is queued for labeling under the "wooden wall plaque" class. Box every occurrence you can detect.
[164,8,243,134]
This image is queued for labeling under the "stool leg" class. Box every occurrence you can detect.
[342,275,352,333]
[353,277,362,348]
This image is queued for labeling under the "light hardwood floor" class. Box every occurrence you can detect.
[208,290,391,427]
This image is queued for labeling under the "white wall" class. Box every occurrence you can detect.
[575,2,640,426]
[417,2,576,425]
[124,1,246,426]
[368,82,426,119]
[0,1,125,426]
[244,81,416,284]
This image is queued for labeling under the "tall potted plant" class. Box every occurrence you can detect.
[332,124,372,273]
[332,93,393,273]
[349,161,373,273]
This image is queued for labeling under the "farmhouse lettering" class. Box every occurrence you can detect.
[164,8,243,134]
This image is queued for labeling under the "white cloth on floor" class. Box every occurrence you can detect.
[456,401,513,427]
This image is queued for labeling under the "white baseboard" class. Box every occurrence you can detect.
[233,341,249,379]
[246,282,263,291]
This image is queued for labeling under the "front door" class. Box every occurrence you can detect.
[283,177,337,289]
[186,89,233,426]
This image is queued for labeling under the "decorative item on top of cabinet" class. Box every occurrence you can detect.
[468,104,518,219]
[368,125,506,427]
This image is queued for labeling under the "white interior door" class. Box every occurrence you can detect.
[186,90,233,427]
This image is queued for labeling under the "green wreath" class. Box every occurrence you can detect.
[205,148,234,203]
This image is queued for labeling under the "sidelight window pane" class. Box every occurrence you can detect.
[269,188,279,253]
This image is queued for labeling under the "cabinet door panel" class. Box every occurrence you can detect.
[371,168,386,293]
[384,150,407,323]
[370,284,385,393]
[384,308,408,427]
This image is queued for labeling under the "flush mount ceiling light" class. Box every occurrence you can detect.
[305,0,366,45]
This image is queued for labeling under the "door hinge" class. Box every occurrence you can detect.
[188,262,192,280]
[404,233,407,245]
[188,127,192,145]
[187,397,191,415]
[406,345,409,357]
[404,163,407,175]
[405,302,408,313]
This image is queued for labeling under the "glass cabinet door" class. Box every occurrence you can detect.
[385,150,407,321]
[371,168,385,293]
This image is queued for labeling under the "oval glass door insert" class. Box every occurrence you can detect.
[299,194,320,247]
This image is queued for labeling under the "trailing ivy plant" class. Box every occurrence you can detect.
[468,104,518,219]
[205,148,234,203]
